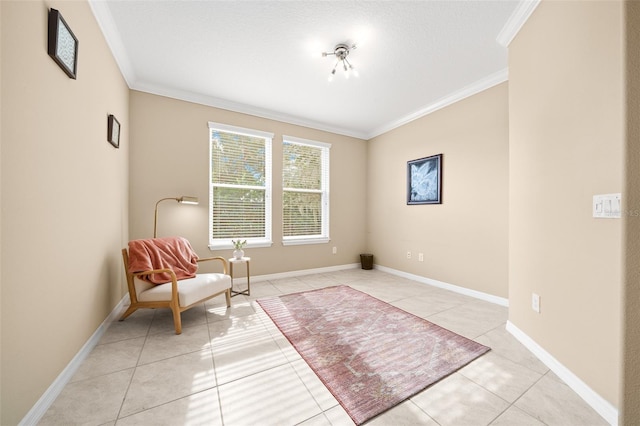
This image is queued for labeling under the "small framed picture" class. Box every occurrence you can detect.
[48,9,78,79]
[107,115,120,148]
[407,154,442,205]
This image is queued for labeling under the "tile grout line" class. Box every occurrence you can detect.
[207,308,226,426]
[114,309,155,423]
[38,270,605,425]
[502,371,551,425]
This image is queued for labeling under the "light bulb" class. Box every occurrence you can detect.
[328,68,336,82]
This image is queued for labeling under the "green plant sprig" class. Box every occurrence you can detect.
[232,239,247,249]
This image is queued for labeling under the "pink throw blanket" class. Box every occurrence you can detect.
[128,236,198,284]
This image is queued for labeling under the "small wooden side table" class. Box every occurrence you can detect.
[228,256,251,297]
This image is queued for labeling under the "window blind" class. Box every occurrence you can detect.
[209,122,272,248]
[282,136,330,244]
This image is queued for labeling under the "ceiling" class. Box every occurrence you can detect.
[89,1,537,140]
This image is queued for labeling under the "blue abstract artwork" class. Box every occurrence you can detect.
[407,154,442,204]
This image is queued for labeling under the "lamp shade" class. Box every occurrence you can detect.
[178,196,199,205]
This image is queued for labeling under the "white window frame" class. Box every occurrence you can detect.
[282,135,331,246]
[208,122,273,250]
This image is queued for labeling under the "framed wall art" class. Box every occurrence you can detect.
[407,154,442,205]
[48,8,78,79]
[107,115,121,148]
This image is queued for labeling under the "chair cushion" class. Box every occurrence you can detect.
[133,277,154,297]
[137,273,231,307]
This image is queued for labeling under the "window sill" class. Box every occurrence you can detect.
[208,240,273,251]
[282,237,330,246]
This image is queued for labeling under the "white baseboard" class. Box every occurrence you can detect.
[19,295,129,426]
[250,262,360,283]
[506,321,618,426]
[375,264,509,307]
[373,266,617,424]
[18,263,502,425]
[20,262,359,423]
[22,265,617,426]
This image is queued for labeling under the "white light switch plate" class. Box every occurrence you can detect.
[593,193,621,218]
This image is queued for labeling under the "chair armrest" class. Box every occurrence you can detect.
[197,256,229,275]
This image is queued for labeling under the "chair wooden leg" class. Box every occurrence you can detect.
[171,305,182,335]
[119,305,138,321]
[225,289,231,307]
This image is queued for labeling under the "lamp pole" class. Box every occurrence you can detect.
[153,196,199,238]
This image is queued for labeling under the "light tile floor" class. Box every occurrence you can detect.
[39,269,609,425]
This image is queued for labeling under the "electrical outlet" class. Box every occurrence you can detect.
[332,246,337,254]
[406,251,411,259]
[532,293,541,313]
[418,253,424,262]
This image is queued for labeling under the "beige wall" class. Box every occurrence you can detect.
[0,1,129,423]
[1,0,634,423]
[509,0,623,407]
[622,2,640,423]
[367,83,509,299]
[129,91,367,274]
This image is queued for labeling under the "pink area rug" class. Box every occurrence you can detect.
[258,285,490,425]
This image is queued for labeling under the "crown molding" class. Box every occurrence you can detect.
[131,81,369,140]
[88,0,136,86]
[366,68,509,140]
[134,68,508,142]
[89,0,515,142]
[89,0,370,141]
[496,0,541,47]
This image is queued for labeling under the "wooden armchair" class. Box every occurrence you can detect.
[120,247,231,334]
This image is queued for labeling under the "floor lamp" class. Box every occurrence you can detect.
[153,196,199,238]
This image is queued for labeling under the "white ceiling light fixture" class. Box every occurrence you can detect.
[322,43,358,82]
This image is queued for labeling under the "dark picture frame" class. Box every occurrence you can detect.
[48,9,78,79]
[407,154,442,205]
[107,115,121,148]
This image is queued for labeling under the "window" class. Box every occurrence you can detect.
[208,122,273,249]
[282,135,330,245]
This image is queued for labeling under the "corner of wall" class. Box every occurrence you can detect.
[621,1,640,424]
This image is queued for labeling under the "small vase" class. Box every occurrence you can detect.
[233,249,244,260]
